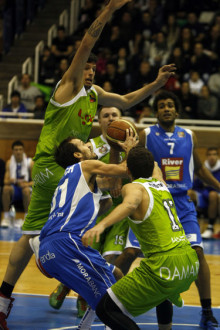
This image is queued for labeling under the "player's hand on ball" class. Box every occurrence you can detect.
[118,128,138,154]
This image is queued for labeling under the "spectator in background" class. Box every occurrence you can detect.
[54,58,69,85]
[2,91,27,118]
[149,31,170,67]
[33,95,47,120]
[1,141,33,228]
[130,60,155,91]
[136,103,154,123]
[203,25,220,73]
[184,12,205,43]
[188,147,220,238]
[188,71,204,96]
[51,25,74,64]
[39,46,56,86]
[162,14,180,50]
[102,80,114,93]
[197,85,219,120]
[177,81,198,119]
[208,62,220,97]
[0,159,5,220]
[17,74,42,112]
[190,42,212,81]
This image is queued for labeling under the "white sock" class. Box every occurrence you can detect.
[4,212,9,219]
[77,306,96,330]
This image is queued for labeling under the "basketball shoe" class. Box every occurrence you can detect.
[0,293,14,330]
[49,283,70,309]
[199,308,218,329]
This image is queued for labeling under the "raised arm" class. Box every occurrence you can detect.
[95,64,176,110]
[55,0,131,104]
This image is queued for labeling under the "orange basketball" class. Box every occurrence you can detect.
[106,119,137,151]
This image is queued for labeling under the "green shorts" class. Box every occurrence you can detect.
[92,205,129,256]
[108,246,199,316]
[22,159,64,233]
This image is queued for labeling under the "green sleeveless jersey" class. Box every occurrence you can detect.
[34,85,98,163]
[129,178,191,257]
[90,134,127,205]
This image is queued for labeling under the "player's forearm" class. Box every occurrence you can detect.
[196,166,220,191]
[100,203,133,230]
[122,80,163,109]
[83,5,115,50]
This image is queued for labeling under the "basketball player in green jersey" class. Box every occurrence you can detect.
[49,106,130,314]
[82,146,199,330]
[0,0,176,328]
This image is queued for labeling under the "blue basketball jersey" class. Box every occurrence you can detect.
[144,124,194,195]
[40,162,102,240]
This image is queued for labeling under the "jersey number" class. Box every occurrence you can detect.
[163,199,180,231]
[50,178,68,213]
[167,142,175,155]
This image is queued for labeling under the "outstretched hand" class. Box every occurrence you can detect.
[155,64,177,87]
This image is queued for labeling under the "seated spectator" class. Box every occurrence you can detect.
[130,60,155,91]
[39,46,56,86]
[197,85,219,120]
[162,14,180,50]
[176,81,198,119]
[102,80,114,93]
[184,12,205,43]
[203,25,220,73]
[188,71,204,96]
[1,141,33,228]
[51,25,74,64]
[208,62,220,97]
[2,91,27,118]
[33,95,47,119]
[17,73,42,112]
[188,147,220,238]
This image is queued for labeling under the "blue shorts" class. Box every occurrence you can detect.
[39,232,116,310]
[12,185,23,203]
[125,227,140,250]
[182,220,203,248]
[173,194,197,224]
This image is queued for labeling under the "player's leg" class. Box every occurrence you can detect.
[183,220,218,329]
[96,292,140,330]
[202,190,218,238]
[156,300,173,330]
[1,185,14,227]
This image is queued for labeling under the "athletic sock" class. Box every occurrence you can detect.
[201,298,211,310]
[0,282,14,298]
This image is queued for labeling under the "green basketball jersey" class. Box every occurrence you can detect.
[34,85,98,163]
[129,178,191,257]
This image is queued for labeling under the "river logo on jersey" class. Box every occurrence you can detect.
[161,157,184,181]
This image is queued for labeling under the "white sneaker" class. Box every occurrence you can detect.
[0,218,13,228]
[202,228,213,239]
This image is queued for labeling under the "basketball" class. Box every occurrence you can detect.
[106,119,137,151]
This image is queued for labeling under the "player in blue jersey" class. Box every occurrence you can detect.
[29,132,138,329]
[138,91,220,330]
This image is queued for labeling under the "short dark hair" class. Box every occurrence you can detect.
[87,52,98,63]
[127,146,154,180]
[97,106,122,119]
[54,136,80,169]
[12,140,24,149]
[207,147,218,154]
[153,90,181,113]
[11,90,21,99]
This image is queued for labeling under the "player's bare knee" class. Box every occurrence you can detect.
[124,247,140,261]
[113,266,124,281]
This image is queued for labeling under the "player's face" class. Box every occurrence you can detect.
[83,62,96,89]
[13,146,24,162]
[207,150,218,167]
[71,139,97,160]
[156,98,178,126]
[99,107,121,134]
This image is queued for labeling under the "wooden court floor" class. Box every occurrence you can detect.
[0,215,220,329]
